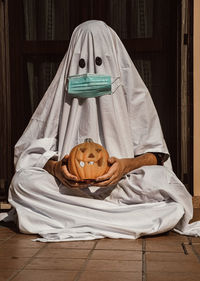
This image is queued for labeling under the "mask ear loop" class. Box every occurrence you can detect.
[111,77,121,94]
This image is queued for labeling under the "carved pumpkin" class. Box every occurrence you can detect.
[68,138,109,181]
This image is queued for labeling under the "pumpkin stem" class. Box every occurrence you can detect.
[84,138,93,143]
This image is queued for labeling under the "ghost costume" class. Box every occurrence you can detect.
[2,20,200,241]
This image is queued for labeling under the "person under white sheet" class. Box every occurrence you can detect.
[2,20,200,242]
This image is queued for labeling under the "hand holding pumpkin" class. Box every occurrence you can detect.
[94,157,128,187]
[67,138,109,183]
[44,138,158,188]
[66,139,132,187]
[94,153,158,187]
[44,155,90,188]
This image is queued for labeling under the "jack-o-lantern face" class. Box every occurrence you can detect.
[68,138,109,181]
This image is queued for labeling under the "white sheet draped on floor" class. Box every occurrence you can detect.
[1,20,200,241]
[5,165,200,242]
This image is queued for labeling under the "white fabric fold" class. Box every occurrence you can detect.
[7,165,196,242]
[15,138,58,171]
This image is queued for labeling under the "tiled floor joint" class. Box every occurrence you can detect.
[142,238,146,281]
[73,240,98,281]
[181,242,188,255]
[188,237,200,263]
[6,241,48,281]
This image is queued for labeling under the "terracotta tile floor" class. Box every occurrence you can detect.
[0,209,199,281]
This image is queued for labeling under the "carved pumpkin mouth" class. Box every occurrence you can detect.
[78,158,103,168]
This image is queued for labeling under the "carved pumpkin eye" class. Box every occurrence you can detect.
[97,158,103,167]
[80,147,87,153]
[96,148,102,153]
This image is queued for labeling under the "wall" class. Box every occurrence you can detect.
[194,0,200,196]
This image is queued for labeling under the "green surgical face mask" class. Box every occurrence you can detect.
[68,73,112,98]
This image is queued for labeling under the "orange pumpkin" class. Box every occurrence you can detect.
[68,138,109,181]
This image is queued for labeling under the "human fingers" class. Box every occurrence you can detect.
[95,162,118,182]
[61,177,89,188]
[68,181,89,188]
[94,173,117,187]
[93,178,117,187]
[61,162,78,181]
[107,157,117,165]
